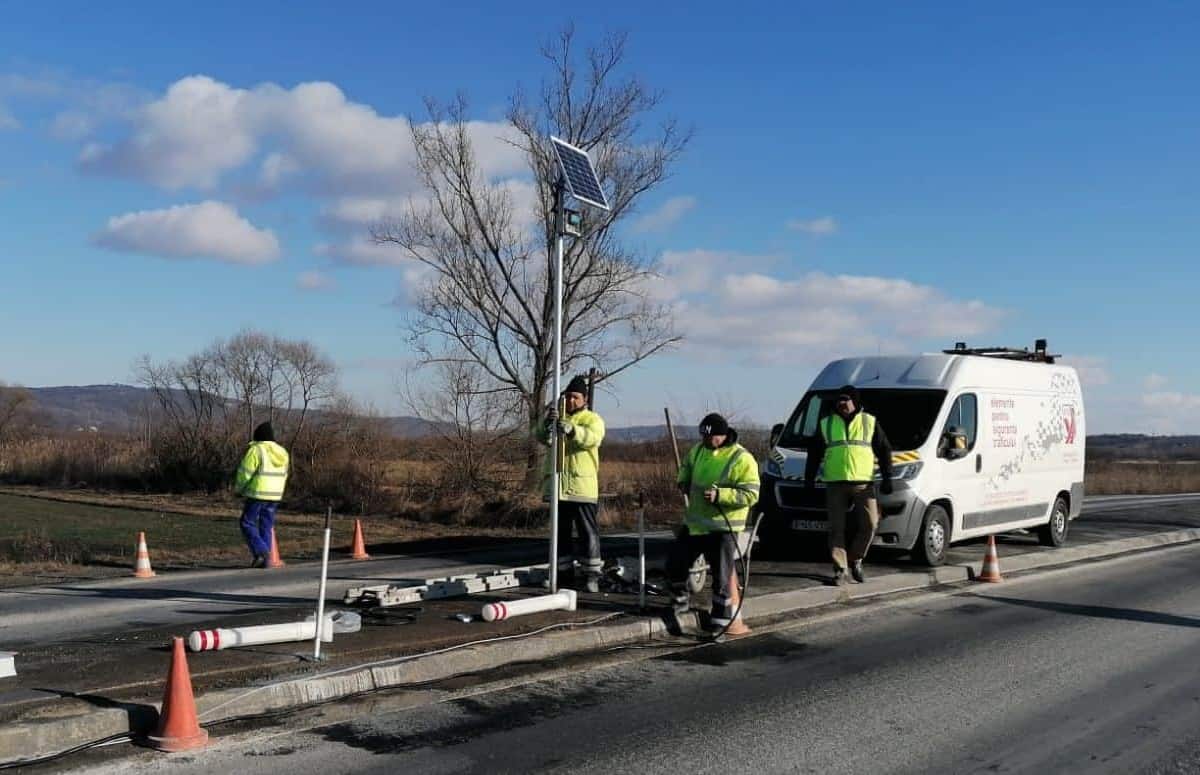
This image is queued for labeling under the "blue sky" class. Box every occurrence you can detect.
[1,1,1198,433]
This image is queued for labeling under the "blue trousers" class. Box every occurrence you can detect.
[240,499,278,558]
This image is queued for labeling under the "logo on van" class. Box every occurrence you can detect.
[1062,405,1078,444]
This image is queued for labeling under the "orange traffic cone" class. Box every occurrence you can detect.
[266,527,286,568]
[978,535,1003,583]
[724,567,752,636]
[133,532,156,578]
[350,519,371,560]
[146,637,208,752]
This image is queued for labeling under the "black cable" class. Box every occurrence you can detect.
[0,733,130,770]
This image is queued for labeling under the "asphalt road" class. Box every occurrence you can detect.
[3,493,1199,647]
[69,538,1200,775]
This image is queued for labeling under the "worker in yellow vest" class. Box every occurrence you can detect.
[235,421,290,568]
[805,385,893,586]
[537,375,606,592]
[667,413,760,632]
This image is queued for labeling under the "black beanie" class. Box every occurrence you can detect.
[253,421,275,442]
[564,375,589,397]
[698,413,730,437]
[837,385,861,405]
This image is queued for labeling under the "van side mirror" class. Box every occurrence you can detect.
[769,423,785,447]
[939,430,969,460]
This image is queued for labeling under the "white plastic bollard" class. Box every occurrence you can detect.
[188,618,334,652]
[481,589,576,623]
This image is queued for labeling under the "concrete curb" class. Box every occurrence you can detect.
[4,527,1199,766]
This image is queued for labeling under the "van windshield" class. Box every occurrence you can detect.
[777,389,947,451]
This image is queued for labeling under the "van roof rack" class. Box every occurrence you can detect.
[944,339,1059,364]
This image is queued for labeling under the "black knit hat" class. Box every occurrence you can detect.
[698,412,730,437]
[836,385,861,405]
[564,375,589,397]
[253,421,275,442]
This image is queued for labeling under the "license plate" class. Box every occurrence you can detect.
[791,520,827,531]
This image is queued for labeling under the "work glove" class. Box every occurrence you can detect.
[557,420,574,436]
[546,406,559,423]
[879,479,894,495]
[704,486,720,504]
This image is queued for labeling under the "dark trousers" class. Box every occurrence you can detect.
[557,500,602,579]
[667,528,739,626]
[240,499,278,558]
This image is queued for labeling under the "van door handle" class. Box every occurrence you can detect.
[975,454,982,473]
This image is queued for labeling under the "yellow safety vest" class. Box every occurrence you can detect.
[538,409,605,503]
[677,443,760,535]
[820,412,876,482]
[235,441,290,501]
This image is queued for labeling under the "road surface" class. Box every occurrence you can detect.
[67,537,1200,774]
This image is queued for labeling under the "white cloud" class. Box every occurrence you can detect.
[0,71,147,139]
[1059,356,1111,387]
[631,195,696,234]
[314,237,407,267]
[1144,373,1169,391]
[296,270,335,291]
[92,201,280,265]
[787,216,838,236]
[651,250,1005,363]
[78,75,527,195]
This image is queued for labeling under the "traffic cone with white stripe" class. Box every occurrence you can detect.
[724,567,752,636]
[350,519,370,560]
[266,527,286,568]
[978,535,1003,583]
[133,532,156,578]
[146,637,208,752]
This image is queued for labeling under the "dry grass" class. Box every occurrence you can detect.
[1085,460,1200,495]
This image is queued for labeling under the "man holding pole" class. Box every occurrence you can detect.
[667,413,760,632]
[538,375,606,593]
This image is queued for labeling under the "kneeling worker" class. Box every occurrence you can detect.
[538,375,606,592]
[668,413,760,632]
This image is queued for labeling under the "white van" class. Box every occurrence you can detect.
[760,342,1085,565]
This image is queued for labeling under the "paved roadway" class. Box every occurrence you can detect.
[2,493,1199,647]
[65,538,1200,774]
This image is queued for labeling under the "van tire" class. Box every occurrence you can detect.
[913,505,950,567]
[1036,496,1069,547]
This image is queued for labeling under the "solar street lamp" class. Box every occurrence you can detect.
[547,136,610,593]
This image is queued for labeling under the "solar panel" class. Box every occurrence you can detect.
[550,136,610,211]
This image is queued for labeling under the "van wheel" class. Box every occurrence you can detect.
[913,505,950,567]
[1036,496,1069,547]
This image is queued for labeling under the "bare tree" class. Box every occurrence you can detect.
[136,331,341,492]
[402,359,524,491]
[0,382,33,444]
[372,26,689,478]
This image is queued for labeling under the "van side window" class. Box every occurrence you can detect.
[942,394,978,451]
[798,394,825,438]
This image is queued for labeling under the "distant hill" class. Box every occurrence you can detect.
[19,386,1200,455]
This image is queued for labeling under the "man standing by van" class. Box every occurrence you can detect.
[805,385,893,585]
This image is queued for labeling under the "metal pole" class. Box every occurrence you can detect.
[664,408,689,508]
[313,506,332,661]
[637,490,646,611]
[549,180,565,594]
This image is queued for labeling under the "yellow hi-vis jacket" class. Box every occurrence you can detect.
[235,441,290,502]
[820,412,877,482]
[537,408,605,503]
[677,442,760,534]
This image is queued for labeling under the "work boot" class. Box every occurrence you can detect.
[829,568,847,587]
[250,555,266,569]
[850,560,865,583]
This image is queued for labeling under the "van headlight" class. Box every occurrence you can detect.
[886,462,924,481]
[764,457,784,478]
